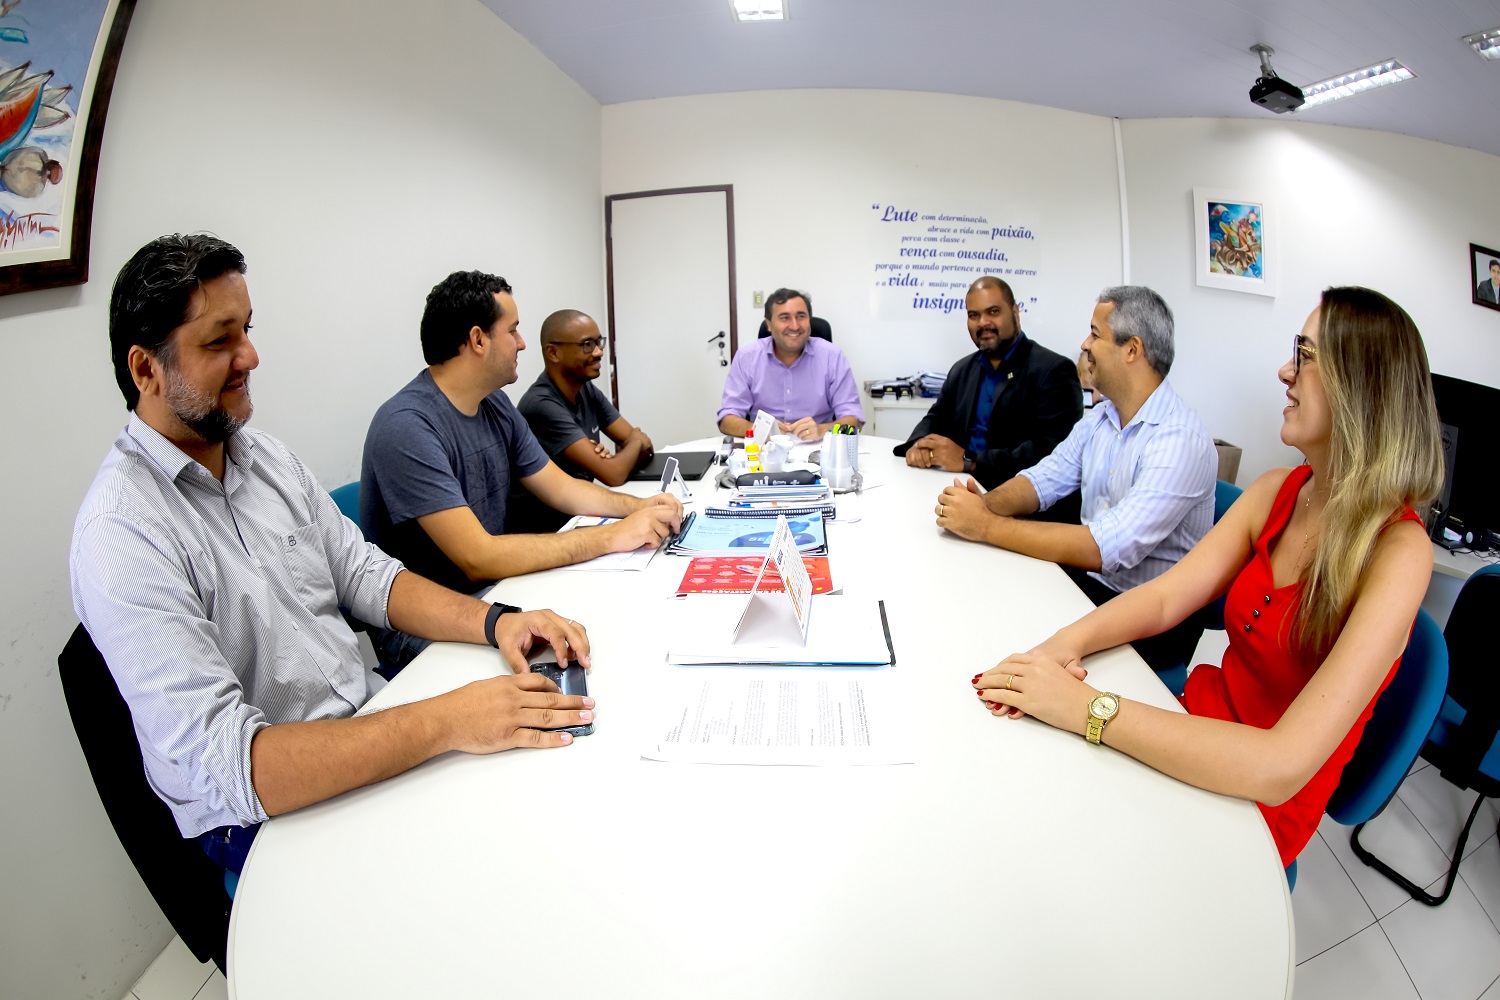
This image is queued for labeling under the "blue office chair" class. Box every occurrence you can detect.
[1214,479,1243,522]
[1156,480,1245,696]
[757,316,833,341]
[1327,607,1450,826]
[1349,566,1500,905]
[329,481,361,528]
[1283,608,1449,894]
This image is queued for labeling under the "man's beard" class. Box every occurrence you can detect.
[977,328,1008,356]
[163,367,251,444]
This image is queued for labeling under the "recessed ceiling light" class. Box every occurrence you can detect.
[1463,27,1500,61]
[731,0,786,22]
[1297,59,1416,110]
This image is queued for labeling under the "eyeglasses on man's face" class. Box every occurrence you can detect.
[1292,334,1317,374]
[560,336,606,353]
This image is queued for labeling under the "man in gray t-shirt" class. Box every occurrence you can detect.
[361,272,684,668]
[512,310,657,533]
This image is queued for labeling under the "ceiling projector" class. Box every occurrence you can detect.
[1248,44,1305,113]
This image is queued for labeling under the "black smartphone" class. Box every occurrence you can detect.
[529,660,592,736]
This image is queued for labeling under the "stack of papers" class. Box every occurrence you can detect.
[708,482,836,520]
[667,511,828,556]
[915,370,946,397]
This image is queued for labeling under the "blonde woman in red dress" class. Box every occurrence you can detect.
[975,286,1444,867]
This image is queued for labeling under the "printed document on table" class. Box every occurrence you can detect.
[666,594,892,665]
[556,516,659,571]
[642,669,914,765]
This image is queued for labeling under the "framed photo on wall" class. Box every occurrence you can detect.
[1193,188,1275,297]
[1472,243,1500,313]
[0,0,136,296]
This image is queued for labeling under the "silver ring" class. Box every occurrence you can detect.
[566,619,574,626]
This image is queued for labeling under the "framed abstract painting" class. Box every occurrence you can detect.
[0,0,135,295]
[1193,188,1276,298]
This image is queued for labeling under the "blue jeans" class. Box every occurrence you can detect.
[197,822,261,875]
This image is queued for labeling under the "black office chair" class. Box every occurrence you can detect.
[757,316,833,342]
[58,624,230,971]
[1349,565,1500,905]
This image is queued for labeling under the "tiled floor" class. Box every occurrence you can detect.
[125,933,224,1000]
[1293,759,1500,1000]
[124,632,1500,999]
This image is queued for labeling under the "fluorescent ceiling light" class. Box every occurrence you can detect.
[731,0,785,22]
[1463,27,1500,61]
[1297,59,1415,110]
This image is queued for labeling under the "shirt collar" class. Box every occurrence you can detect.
[1102,379,1175,432]
[125,410,255,482]
[761,333,819,365]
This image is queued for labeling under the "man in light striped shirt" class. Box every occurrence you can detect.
[934,286,1217,674]
[70,235,596,874]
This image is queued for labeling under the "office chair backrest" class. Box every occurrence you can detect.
[1214,480,1243,522]
[1433,564,1500,785]
[57,624,230,971]
[1325,607,1449,826]
[757,317,833,342]
[329,481,361,528]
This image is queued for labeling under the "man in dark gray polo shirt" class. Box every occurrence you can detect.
[512,310,657,533]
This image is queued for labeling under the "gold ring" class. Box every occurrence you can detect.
[1006,673,1014,690]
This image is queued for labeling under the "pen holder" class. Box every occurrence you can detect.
[760,438,787,473]
[819,430,859,490]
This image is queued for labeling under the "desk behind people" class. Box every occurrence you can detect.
[229,437,1292,999]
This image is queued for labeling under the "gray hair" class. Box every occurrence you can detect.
[1097,285,1174,377]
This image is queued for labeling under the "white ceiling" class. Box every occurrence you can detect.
[480,0,1500,157]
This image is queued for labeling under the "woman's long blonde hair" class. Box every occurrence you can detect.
[1294,287,1444,661]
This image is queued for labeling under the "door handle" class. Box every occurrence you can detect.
[705,331,725,343]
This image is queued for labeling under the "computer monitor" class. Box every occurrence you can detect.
[1430,373,1500,549]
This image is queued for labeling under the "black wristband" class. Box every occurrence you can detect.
[483,602,522,648]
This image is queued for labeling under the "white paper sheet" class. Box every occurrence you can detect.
[668,594,892,665]
[556,516,660,571]
[642,669,914,765]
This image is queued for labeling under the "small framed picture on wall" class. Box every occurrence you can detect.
[1471,244,1500,313]
[1193,188,1275,297]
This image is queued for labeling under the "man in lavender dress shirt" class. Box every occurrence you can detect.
[716,288,864,441]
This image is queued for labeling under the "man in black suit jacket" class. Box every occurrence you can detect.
[896,276,1082,490]
[1477,259,1500,305]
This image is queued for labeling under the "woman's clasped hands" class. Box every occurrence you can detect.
[972,638,1095,733]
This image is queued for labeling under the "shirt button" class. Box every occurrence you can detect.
[1252,609,1260,619]
[1263,595,1272,604]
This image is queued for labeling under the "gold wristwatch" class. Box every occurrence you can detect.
[1085,692,1120,745]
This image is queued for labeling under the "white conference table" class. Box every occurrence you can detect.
[228,436,1292,999]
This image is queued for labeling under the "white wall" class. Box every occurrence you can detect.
[0,1,601,996]
[603,90,1124,408]
[605,92,1500,490]
[1121,117,1500,486]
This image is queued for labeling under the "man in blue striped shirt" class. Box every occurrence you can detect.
[70,235,596,874]
[935,286,1217,674]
